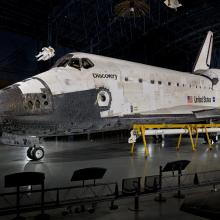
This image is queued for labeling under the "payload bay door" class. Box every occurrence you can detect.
[122,77,145,114]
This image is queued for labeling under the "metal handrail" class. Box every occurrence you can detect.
[0,182,118,216]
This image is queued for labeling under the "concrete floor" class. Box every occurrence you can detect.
[0,135,219,219]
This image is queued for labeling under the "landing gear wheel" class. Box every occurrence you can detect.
[204,134,218,144]
[32,147,44,161]
[210,134,218,143]
[27,147,34,160]
[27,146,44,161]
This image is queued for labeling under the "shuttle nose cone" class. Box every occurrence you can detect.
[0,80,53,116]
[0,86,24,116]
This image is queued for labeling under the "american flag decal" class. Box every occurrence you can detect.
[187,96,193,104]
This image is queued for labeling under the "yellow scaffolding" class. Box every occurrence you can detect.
[130,124,220,157]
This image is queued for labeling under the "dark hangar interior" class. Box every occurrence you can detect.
[0,0,220,84]
[1,1,220,220]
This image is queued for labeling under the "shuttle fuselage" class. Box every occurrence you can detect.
[0,52,219,137]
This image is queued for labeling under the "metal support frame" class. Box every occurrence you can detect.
[130,142,135,155]
[141,126,149,157]
[205,127,212,150]
[194,127,199,149]
[130,123,220,156]
[176,133,183,151]
[187,125,196,151]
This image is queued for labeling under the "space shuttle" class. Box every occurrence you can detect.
[0,31,219,160]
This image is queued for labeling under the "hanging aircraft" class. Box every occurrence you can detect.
[0,31,219,160]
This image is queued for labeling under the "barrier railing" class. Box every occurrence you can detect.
[0,182,118,216]
[1,168,220,217]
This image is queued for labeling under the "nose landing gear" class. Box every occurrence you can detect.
[0,132,45,161]
[27,146,45,161]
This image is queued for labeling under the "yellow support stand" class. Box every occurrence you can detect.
[130,142,135,155]
[130,123,220,157]
[205,127,213,150]
[187,125,196,151]
[141,126,149,156]
[176,133,183,151]
[194,127,199,149]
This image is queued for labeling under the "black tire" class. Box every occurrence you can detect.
[211,134,218,143]
[27,147,34,160]
[32,147,44,161]
[204,134,218,144]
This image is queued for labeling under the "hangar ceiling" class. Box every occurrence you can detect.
[0,0,220,78]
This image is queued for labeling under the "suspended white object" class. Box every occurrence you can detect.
[164,0,182,10]
[128,130,137,144]
[35,46,55,61]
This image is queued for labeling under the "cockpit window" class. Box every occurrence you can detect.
[57,59,69,67]
[82,58,94,69]
[54,54,73,67]
[53,54,94,70]
[68,58,81,70]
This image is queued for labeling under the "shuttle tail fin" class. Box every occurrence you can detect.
[193,31,213,73]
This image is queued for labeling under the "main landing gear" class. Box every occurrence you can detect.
[204,133,218,145]
[27,146,45,161]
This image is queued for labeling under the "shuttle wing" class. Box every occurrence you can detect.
[193,108,220,119]
[136,105,216,115]
[115,106,220,125]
